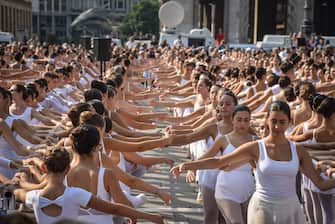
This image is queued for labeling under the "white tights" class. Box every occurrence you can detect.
[318,193,335,224]
[216,198,248,224]
[200,185,221,224]
[303,189,323,224]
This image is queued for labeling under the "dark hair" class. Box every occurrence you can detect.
[185,61,196,68]
[4,89,12,103]
[14,52,23,62]
[246,66,256,75]
[278,76,291,88]
[280,62,294,74]
[11,84,28,100]
[34,78,48,90]
[91,80,107,94]
[43,72,59,80]
[232,105,251,118]
[26,83,39,99]
[113,75,124,88]
[123,59,131,67]
[104,116,112,133]
[255,67,266,79]
[88,99,106,116]
[105,79,117,88]
[44,147,70,173]
[79,111,105,128]
[299,81,316,100]
[67,103,93,127]
[198,78,212,90]
[267,73,279,87]
[222,90,238,105]
[317,97,335,119]
[84,88,103,102]
[107,86,116,98]
[284,86,296,102]
[0,86,8,99]
[71,125,100,155]
[0,212,36,224]
[267,101,291,120]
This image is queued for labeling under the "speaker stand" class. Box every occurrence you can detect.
[100,60,106,80]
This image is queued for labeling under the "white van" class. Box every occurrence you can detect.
[0,32,14,44]
[256,35,291,50]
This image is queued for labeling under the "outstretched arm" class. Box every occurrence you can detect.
[171,141,258,176]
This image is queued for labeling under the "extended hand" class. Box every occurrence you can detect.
[170,163,185,176]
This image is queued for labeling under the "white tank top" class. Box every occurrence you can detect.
[197,127,226,189]
[255,139,299,200]
[10,107,32,124]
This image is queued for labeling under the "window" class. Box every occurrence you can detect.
[55,16,66,26]
[275,0,288,34]
[62,0,67,11]
[33,15,38,33]
[54,0,60,12]
[47,0,52,11]
[117,0,125,9]
[56,30,66,36]
[0,6,4,30]
[39,0,45,11]
[71,0,82,10]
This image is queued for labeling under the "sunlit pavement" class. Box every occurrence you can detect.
[136,145,203,224]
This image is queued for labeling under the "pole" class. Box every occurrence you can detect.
[200,3,204,28]
[253,0,259,44]
[100,60,103,80]
[210,3,216,38]
[301,0,312,38]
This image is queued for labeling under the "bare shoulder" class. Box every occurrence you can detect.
[238,140,260,160]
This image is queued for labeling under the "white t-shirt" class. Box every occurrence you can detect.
[25,187,92,224]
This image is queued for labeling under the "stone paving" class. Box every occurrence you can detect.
[136,145,204,224]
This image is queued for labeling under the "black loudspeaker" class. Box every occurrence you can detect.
[297,37,306,47]
[81,36,92,50]
[93,37,111,61]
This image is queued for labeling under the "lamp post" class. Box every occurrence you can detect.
[301,0,312,38]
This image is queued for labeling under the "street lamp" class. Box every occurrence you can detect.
[301,0,312,38]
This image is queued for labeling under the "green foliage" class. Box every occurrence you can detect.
[118,0,160,37]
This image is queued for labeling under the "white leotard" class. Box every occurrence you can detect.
[25,187,92,224]
[255,139,299,200]
[215,135,255,203]
[64,167,114,224]
[190,100,205,160]
[0,116,19,178]
[10,107,33,124]
[198,123,224,189]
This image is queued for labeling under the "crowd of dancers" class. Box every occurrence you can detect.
[0,37,334,224]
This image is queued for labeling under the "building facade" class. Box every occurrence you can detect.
[0,0,32,41]
[32,0,140,42]
[170,0,335,44]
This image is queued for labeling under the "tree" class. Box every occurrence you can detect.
[118,0,160,38]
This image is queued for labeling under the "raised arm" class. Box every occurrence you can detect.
[171,141,258,176]
[298,146,335,191]
[103,135,172,152]
[101,153,172,204]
